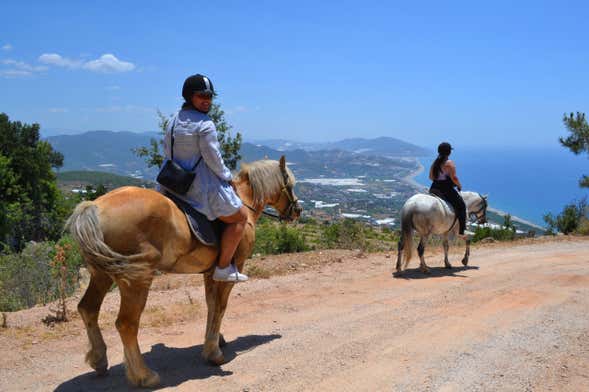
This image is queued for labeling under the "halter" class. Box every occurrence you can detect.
[243,165,299,222]
[470,193,488,223]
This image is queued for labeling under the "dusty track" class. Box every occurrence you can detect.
[1,238,588,391]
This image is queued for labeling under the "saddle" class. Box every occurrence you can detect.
[164,192,224,247]
[428,190,459,232]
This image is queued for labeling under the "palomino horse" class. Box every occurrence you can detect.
[396,191,487,274]
[66,156,301,387]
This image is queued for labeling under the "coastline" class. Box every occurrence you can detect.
[487,207,545,231]
[403,157,545,231]
[402,159,428,191]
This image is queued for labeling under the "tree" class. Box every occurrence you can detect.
[0,113,64,251]
[560,112,589,187]
[543,198,588,235]
[502,214,515,232]
[134,102,242,170]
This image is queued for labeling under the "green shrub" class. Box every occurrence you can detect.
[253,222,310,255]
[471,226,516,243]
[0,236,83,312]
[543,198,588,235]
[321,219,368,250]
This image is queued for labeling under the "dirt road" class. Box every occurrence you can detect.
[1,238,588,391]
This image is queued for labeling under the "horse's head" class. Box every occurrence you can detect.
[469,193,488,224]
[237,155,302,222]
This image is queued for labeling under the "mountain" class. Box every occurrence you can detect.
[47,131,427,179]
[47,131,160,178]
[247,137,430,157]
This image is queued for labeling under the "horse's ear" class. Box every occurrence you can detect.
[279,155,286,170]
[483,194,489,200]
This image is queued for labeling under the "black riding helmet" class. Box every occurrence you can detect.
[437,142,453,156]
[182,74,214,102]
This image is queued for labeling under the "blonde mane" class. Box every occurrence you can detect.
[237,159,295,208]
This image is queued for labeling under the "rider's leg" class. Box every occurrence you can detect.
[445,189,467,236]
[213,206,248,282]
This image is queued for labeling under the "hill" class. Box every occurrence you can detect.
[56,171,153,189]
[247,136,430,156]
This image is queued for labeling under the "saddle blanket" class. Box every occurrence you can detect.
[164,192,223,247]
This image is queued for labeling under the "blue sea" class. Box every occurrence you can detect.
[414,146,588,226]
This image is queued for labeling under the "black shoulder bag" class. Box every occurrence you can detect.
[156,117,202,195]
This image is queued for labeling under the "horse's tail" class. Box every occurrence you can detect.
[401,208,414,268]
[65,201,151,283]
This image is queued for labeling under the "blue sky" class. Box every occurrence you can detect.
[1,1,588,147]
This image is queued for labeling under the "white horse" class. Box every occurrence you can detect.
[396,191,488,274]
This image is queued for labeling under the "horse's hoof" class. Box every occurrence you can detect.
[219,333,227,347]
[207,352,225,366]
[421,268,430,274]
[86,351,108,375]
[445,264,453,269]
[203,347,225,366]
[462,258,469,266]
[138,371,161,388]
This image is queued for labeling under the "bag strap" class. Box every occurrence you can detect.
[170,115,203,171]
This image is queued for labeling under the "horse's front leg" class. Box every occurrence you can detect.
[462,239,471,265]
[202,273,234,365]
[418,237,430,273]
[443,236,452,269]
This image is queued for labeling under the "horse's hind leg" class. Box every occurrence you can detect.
[418,237,430,273]
[78,268,113,375]
[395,237,403,273]
[462,239,471,266]
[115,277,160,388]
[443,237,452,269]
[203,273,234,365]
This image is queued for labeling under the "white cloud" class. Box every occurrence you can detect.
[1,59,47,72]
[2,44,12,51]
[48,108,69,113]
[39,53,136,73]
[38,53,82,69]
[83,54,135,73]
[0,59,47,77]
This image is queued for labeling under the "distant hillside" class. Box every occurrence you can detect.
[56,171,153,188]
[248,137,430,157]
[48,131,160,178]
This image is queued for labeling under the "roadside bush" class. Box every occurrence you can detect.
[471,226,515,243]
[321,219,368,250]
[253,222,310,255]
[543,198,588,235]
[0,236,83,312]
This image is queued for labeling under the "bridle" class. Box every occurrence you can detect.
[243,166,300,222]
[469,193,488,223]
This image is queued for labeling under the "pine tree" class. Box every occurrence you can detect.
[560,112,589,187]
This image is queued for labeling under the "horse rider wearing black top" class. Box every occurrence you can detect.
[429,142,467,239]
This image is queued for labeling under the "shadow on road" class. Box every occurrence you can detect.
[54,333,281,391]
[392,265,479,280]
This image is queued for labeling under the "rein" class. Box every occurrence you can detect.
[470,193,488,220]
[242,167,299,222]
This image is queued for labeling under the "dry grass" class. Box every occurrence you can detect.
[142,302,202,328]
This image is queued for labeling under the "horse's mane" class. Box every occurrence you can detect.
[237,159,295,208]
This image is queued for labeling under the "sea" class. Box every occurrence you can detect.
[413,146,588,226]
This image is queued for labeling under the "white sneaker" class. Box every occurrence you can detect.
[213,264,249,283]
